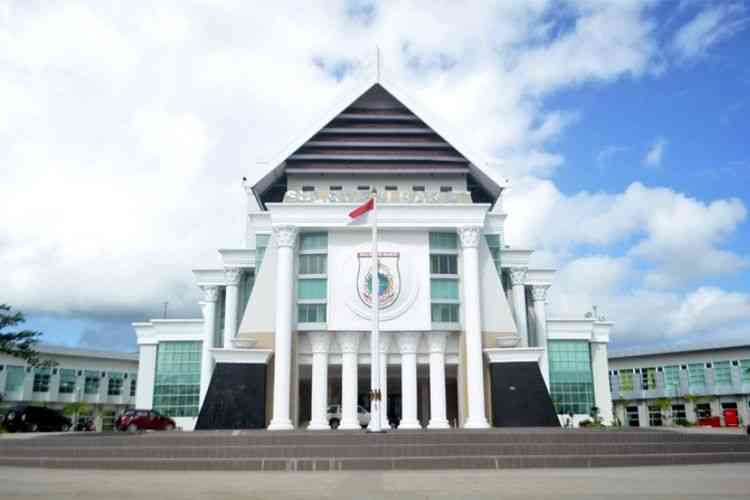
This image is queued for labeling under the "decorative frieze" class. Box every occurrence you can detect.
[397,332,422,354]
[427,332,449,354]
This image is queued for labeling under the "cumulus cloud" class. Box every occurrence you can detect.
[643,137,667,167]
[0,1,747,349]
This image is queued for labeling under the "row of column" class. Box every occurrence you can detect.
[307,331,451,430]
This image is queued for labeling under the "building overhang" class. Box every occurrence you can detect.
[484,347,544,364]
[500,248,534,268]
[218,249,256,269]
[210,348,273,365]
[193,269,226,287]
[133,319,203,346]
[525,268,556,287]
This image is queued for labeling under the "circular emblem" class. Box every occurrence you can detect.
[359,262,397,309]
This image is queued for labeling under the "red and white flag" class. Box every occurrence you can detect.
[348,197,374,219]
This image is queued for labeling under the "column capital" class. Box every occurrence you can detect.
[509,267,528,286]
[378,331,392,354]
[224,267,242,285]
[336,332,362,354]
[457,226,482,249]
[308,332,331,354]
[273,225,298,248]
[426,332,449,354]
[531,284,551,303]
[397,332,422,354]
[200,285,219,302]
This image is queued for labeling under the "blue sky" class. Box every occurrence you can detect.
[1,1,749,353]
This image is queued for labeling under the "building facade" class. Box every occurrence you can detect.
[609,342,750,428]
[134,71,614,431]
[0,344,138,431]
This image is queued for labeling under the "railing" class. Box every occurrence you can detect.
[283,190,473,204]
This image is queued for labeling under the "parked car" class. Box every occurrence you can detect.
[3,405,72,433]
[115,409,176,432]
[75,417,96,432]
[326,404,370,429]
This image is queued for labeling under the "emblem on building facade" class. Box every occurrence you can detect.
[356,252,400,309]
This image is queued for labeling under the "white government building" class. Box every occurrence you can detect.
[133,70,614,431]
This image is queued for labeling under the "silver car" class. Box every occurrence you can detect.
[326,404,370,429]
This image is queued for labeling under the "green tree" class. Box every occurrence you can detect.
[0,304,43,365]
[63,402,92,429]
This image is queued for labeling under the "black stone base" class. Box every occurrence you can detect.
[195,363,266,430]
[490,362,559,427]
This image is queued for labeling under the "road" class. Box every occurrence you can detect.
[1,464,749,499]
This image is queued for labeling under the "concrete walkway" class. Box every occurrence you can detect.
[1,464,749,499]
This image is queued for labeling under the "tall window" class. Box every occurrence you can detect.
[4,365,25,393]
[619,370,634,392]
[215,288,226,349]
[153,341,202,417]
[429,232,459,324]
[485,234,502,276]
[297,232,328,324]
[84,370,100,394]
[108,372,124,396]
[239,270,255,322]
[713,361,731,386]
[130,377,137,397]
[741,359,750,383]
[255,233,270,272]
[641,367,657,390]
[688,363,706,389]
[58,368,77,394]
[548,340,594,415]
[32,367,50,393]
[663,365,680,392]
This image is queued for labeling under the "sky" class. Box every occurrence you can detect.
[1,0,749,353]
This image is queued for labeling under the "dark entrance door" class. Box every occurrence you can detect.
[490,362,559,427]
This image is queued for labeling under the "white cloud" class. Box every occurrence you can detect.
[596,145,628,169]
[672,3,748,59]
[643,137,667,167]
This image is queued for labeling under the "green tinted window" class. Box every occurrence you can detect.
[741,360,750,383]
[429,232,458,250]
[430,278,459,300]
[663,365,680,390]
[298,304,327,323]
[713,361,731,386]
[108,372,124,396]
[299,254,327,275]
[485,234,502,275]
[59,368,77,394]
[239,270,255,321]
[430,254,457,275]
[153,341,202,417]
[548,340,594,415]
[300,232,327,251]
[33,367,50,393]
[255,233,270,271]
[4,365,25,393]
[298,279,327,300]
[641,367,657,390]
[431,303,459,323]
[619,371,634,391]
[84,370,100,394]
[688,363,706,388]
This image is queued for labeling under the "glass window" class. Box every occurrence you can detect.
[300,232,327,251]
[672,404,687,425]
[108,372,124,396]
[412,185,425,192]
[440,186,453,193]
[357,185,370,191]
[301,185,315,192]
[695,403,711,418]
[663,365,680,391]
[713,361,732,386]
[298,304,326,323]
[329,185,342,191]
[430,254,457,275]
[84,370,100,394]
[641,367,657,390]
[431,303,459,323]
[4,365,25,393]
[429,232,458,251]
[548,340,594,415]
[430,279,459,300]
[255,233,270,271]
[239,270,255,321]
[33,367,50,393]
[215,288,226,349]
[58,368,77,394]
[385,185,397,191]
[619,371,634,391]
[688,363,706,388]
[648,405,663,426]
[153,341,202,417]
[297,279,327,300]
[626,406,640,427]
[130,378,137,397]
[485,234,501,275]
[299,254,327,275]
[741,360,750,383]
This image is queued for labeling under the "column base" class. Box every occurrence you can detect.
[268,420,294,431]
[398,419,422,430]
[463,418,490,429]
[307,421,331,431]
[427,419,450,429]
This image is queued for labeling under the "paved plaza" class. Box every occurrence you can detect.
[1,464,749,499]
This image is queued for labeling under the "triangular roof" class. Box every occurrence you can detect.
[249,58,507,206]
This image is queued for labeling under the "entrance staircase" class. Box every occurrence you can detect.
[1,428,749,471]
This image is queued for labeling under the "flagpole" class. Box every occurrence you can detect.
[368,190,382,432]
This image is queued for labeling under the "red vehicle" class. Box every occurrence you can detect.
[115,409,175,432]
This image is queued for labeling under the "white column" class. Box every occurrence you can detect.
[135,343,156,410]
[199,286,218,406]
[531,285,551,389]
[268,225,297,431]
[509,267,529,347]
[337,332,362,430]
[398,332,422,429]
[378,332,392,429]
[223,267,242,348]
[591,341,614,425]
[458,226,490,429]
[307,332,331,430]
[427,332,450,429]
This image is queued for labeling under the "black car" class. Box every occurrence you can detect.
[3,405,72,433]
